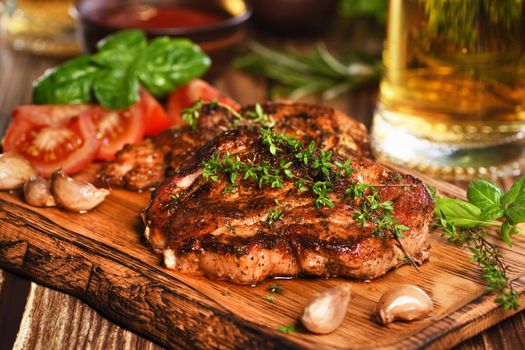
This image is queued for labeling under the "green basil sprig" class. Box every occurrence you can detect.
[33,30,210,110]
[435,177,525,310]
[436,178,525,247]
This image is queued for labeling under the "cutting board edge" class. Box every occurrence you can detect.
[1,195,524,350]
[0,200,302,350]
[400,277,525,350]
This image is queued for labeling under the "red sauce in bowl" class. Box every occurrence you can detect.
[86,4,226,29]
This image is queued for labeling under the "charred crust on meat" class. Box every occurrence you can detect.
[106,102,435,284]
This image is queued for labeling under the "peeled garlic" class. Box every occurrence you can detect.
[50,170,110,212]
[24,176,56,207]
[301,284,352,334]
[375,284,433,325]
[0,153,38,190]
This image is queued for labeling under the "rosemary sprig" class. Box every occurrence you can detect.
[234,42,382,101]
[435,177,525,310]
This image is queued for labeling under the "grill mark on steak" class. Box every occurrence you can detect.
[97,102,372,191]
[143,120,434,284]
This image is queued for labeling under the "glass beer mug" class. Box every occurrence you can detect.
[372,0,525,180]
[1,0,80,56]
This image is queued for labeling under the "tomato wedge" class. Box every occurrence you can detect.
[88,103,145,161]
[167,79,240,125]
[2,105,100,177]
[140,90,172,136]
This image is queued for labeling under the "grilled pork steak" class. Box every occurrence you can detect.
[98,102,372,190]
[143,104,434,284]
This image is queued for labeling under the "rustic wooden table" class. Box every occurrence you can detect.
[0,27,524,350]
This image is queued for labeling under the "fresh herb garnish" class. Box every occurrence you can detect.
[196,103,415,254]
[312,181,335,208]
[265,202,287,225]
[244,103,275,128]
[263,294,276,302]
[33,30,210,110]
[311,150,333,179]
[278,324,298,334]
[263,283,284,302]
[182,99,203,129]
[267,283,285,294]
[435,177,525,310]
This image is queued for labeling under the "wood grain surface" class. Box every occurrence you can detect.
[0,163,524,349]
[1,18,525,350]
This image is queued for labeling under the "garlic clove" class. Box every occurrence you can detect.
[50,170,110,212]
[24,176,56,207]
[301,284,351,334]
[375,284,433,325]
[0,153,38,190]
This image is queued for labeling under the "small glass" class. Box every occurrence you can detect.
[372,0,525,180]
[1,0,80,56]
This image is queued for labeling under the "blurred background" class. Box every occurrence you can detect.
[0,0,387,159]
[1,0,524,179]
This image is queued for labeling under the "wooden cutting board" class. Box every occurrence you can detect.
[0,166,523,350]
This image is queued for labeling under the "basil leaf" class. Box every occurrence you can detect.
[137,37,210,97]
[504,198,525,224]
[93,68,139,110]
[500,221,514,247]
[502,176,525,206]
[32,30,209,109]
[434,198,485,228]
[33,56,98,105]
[467,179,503,220]
[97,29,147,51]
[92,30,147,68]
[479,206,504,221]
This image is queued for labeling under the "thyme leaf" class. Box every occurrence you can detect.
[278,324,298,334]
[181,99,203,129]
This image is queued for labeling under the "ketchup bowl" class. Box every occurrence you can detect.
[75,0,252,77]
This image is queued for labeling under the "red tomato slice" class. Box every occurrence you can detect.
[166,79,240,126]
[2,105,100,177]
[88,102,145,161]
[140,90,172,136]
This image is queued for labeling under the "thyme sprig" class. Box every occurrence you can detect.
[347,183,416,268]
[199,120,418,266]
[182,101,275,130]
[278,324,298,334]
[181,100,203,129]
[263,283,285,303]
[435,177,525,310]
[265,201,291,225]
[244,103,275,128]
[196,103,417,265]
[201,126,351,208]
